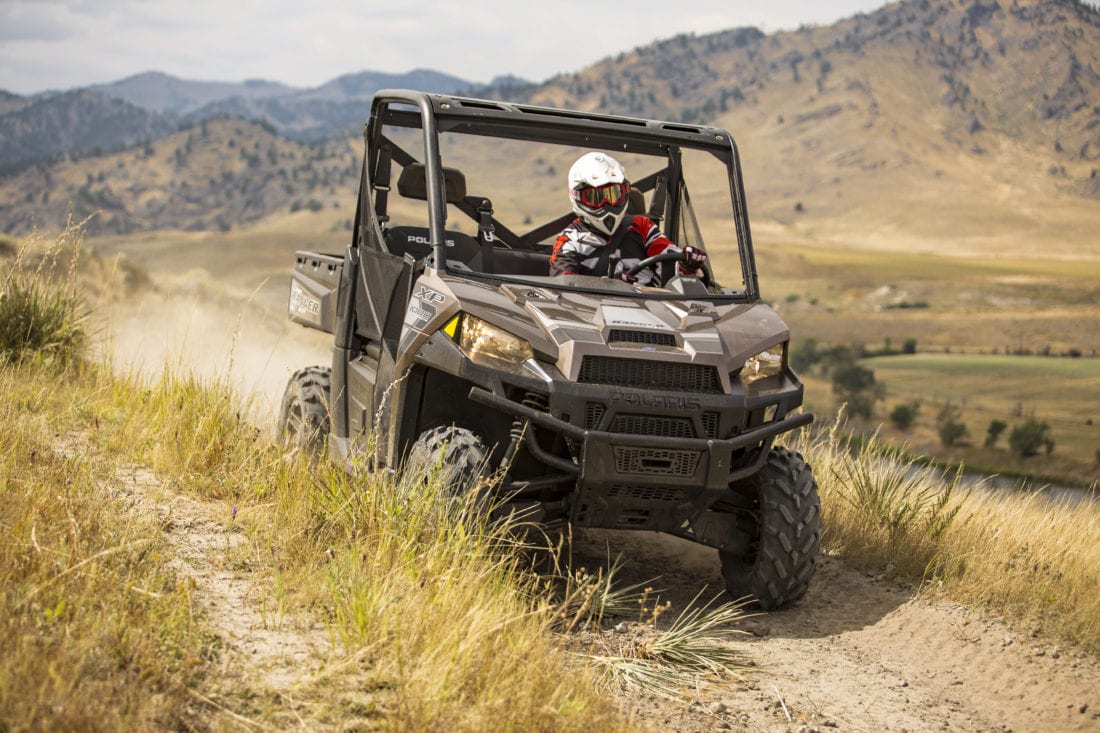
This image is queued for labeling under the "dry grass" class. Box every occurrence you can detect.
[793,415,1100,652]
[0,223,209,728]
[0,371,209,730]
[936,490,1100,647]
[0,222,89,366]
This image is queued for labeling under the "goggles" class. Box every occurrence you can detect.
[572,181,630,209]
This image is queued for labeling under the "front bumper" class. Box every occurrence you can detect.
[470,385,813,531]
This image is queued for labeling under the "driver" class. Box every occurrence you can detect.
[549,151,707,286]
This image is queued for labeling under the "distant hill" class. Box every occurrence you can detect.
[0,117,358,235]
[184,69,478,140]
[0,90,30,116]
[0,90,178,174]
[89,71,297,115]
[291,68,476,103]
[514,0,1100,239]
[0,70,488,173]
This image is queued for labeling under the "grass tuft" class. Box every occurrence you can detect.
[584,594,754,699]
[0,222,89,367]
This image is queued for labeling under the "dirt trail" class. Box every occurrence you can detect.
[574,530,1100,733]
[109,462,336,728]
[98,252,1100,732]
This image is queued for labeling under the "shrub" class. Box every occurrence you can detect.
[1009,418,1052,458]
[888,401,920,430]
[0,229,87,367]
[984,419,1008,448]
[936,403,969,447]
[790,337,819,373]
[832,363,884,418]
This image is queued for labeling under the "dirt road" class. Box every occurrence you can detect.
[574,530,1100,733]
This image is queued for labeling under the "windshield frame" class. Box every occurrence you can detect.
[365,89,761,303]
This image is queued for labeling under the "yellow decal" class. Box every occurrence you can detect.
[443,314,461,340]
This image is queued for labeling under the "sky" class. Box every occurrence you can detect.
[0,0,892,96]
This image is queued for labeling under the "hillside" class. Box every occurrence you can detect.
[0,118,358,235]
[0,90,178,174]
[0,69,486,172]
[518,0,1100,254]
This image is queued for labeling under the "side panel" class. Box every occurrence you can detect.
[289,252,342,333]
[347,351,379,438]
[355,247,413,349]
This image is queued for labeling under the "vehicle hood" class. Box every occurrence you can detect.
[443,275,790,391]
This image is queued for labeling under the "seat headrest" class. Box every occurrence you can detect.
[396,163,468,204]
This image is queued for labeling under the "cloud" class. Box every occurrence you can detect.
[0,1,88,42]
[0,0,891,95]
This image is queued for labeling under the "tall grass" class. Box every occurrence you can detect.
[0,223,88,366]
[793,415,1100,651]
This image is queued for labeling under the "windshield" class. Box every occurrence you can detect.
[371,103,752,302]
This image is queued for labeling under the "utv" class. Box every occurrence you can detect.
[280,89,820,609]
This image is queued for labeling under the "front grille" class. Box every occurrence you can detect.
[607,486,687,503]
[613,447,701,477]
[607,329,676,347]
[701,411,720,439]
[584,402,605,430]
[578,356,722,393]
[609,414,695,438]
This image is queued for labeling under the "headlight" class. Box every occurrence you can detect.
[453,314,533,368]
[740,344,785,388]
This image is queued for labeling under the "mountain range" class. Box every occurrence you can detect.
[1,0,1098,246]
[0,68,501,173]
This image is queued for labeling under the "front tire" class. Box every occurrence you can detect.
[277,366,332,456]
[720,447,820,610]
[409,425,489,496]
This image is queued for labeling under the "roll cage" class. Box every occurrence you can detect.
[352,89,762,302]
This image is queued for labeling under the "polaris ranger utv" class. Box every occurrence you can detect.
[281,89,820,609]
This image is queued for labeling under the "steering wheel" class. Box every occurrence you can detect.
[624,249,714,287]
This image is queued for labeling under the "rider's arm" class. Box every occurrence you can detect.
[549,231,583,276]
[633,215,676,258]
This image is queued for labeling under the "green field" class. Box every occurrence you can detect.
[804,353,1100,486]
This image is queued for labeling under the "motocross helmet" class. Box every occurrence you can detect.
[568,152,630,236]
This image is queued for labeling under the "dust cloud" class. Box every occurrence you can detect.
[96,268,330,433]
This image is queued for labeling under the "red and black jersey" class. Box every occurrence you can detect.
[548,215,677,286]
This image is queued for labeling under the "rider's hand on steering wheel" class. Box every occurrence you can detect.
[677,245,708,275]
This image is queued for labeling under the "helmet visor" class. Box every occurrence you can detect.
[573,181,630,209]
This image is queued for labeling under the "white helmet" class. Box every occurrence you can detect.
[568,152,630,236]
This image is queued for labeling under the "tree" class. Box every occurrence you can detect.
[984,419,1007,448]
[889,401,920,430]
[1009,418,1052,458]
[936,403,969,447]
[790,338,819,373]
[832,363,884,418]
